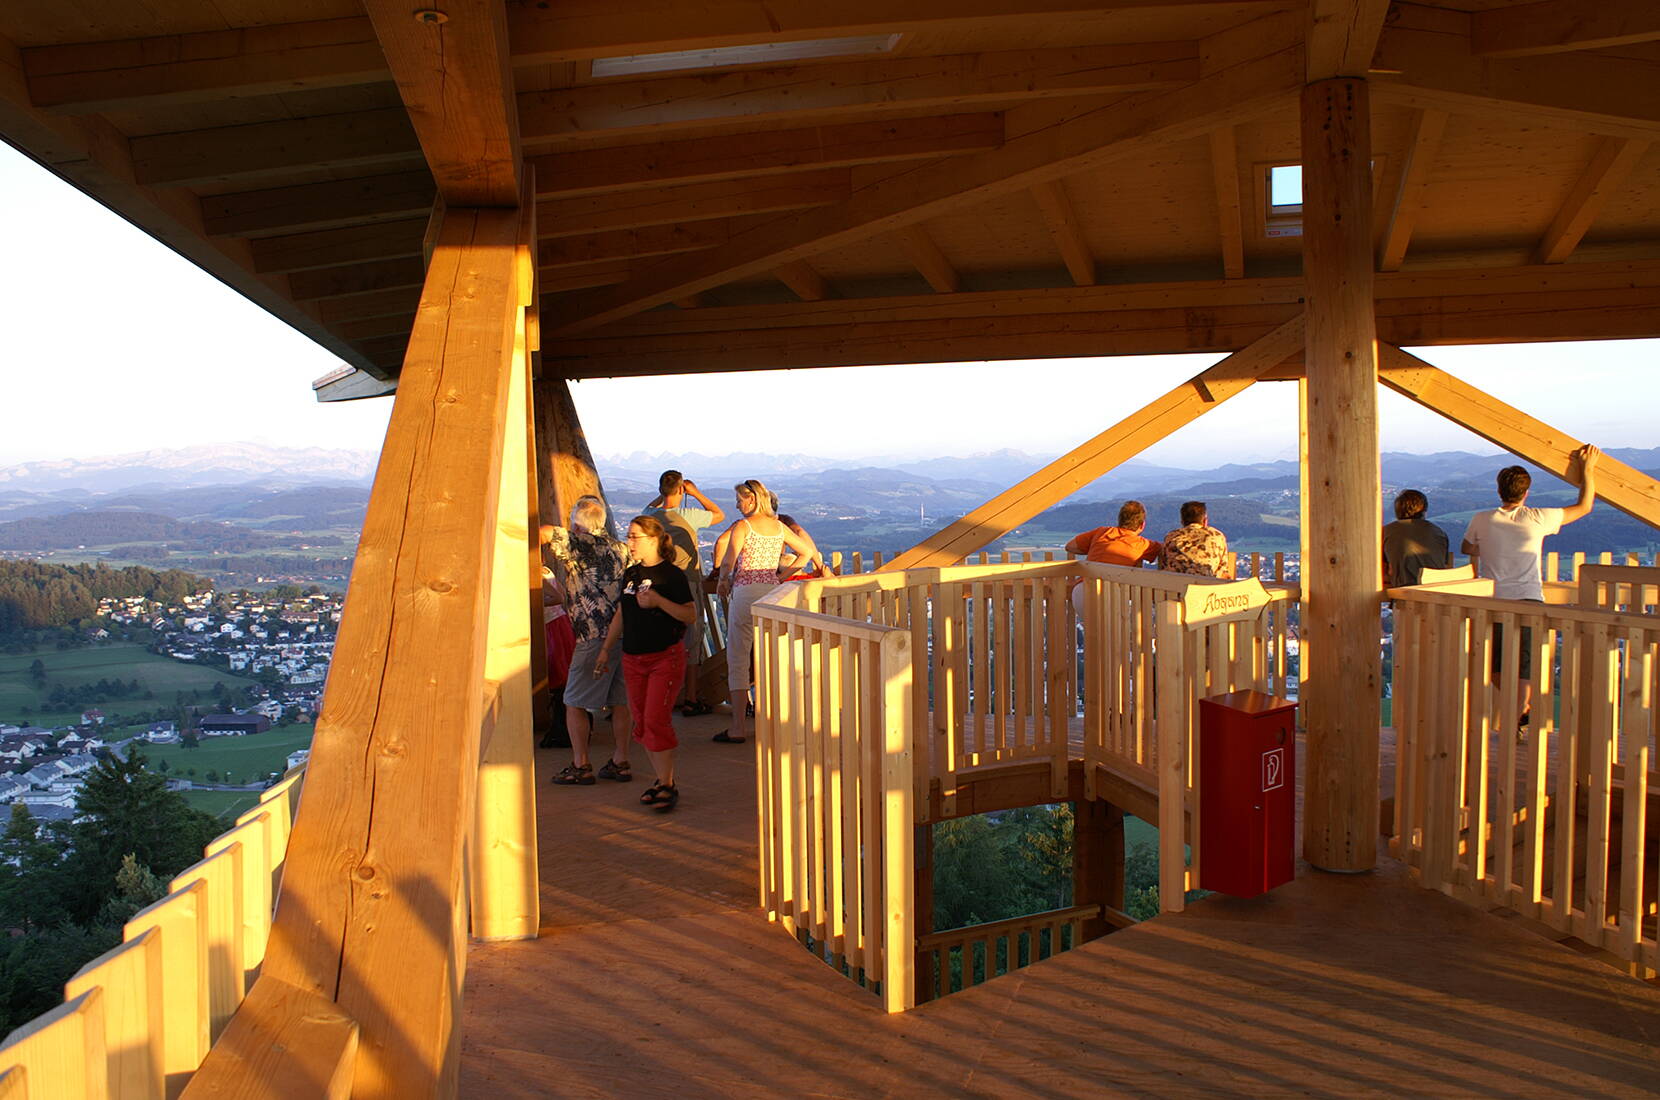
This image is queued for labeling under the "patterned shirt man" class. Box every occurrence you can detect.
[543,525,628,643]
[1159,502,1232,578]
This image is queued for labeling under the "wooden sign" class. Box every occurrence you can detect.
[1181,578,1270,627]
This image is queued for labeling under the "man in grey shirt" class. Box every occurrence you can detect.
[646,470,724,715]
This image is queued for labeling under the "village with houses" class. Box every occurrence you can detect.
[0,588,341,822]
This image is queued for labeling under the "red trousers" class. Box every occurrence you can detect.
[623,642,685,752]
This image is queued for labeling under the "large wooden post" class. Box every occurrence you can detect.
[1300,77,1382,873]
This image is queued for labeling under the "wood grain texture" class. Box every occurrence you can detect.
[1300,77,1381,874]
[256,208,521,1097]
[180,977,357,1100]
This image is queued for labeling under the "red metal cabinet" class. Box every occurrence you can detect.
[1197,690,1297,898]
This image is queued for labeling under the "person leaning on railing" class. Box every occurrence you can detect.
[1064,500,1163,615]
[714,479,826,745]
[1459,444,1601,739]
[1158,501,1233,578]
[542,496,633,786]
[1381,489,1451,587]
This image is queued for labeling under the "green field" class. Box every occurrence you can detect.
[0,642,263,728]
[181,789,262,821]
[130,723,314,786]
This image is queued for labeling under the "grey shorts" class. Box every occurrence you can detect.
[563,636,627,710]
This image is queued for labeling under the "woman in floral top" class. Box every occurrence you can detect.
[541,496,633,786]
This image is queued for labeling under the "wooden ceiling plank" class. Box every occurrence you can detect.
[1376,107,1448,273]
[1472,0,1660,60]
[529,113,1003,199]
[1306,0,1392,81]
[505,0,1291,65]
[517,42,1198,145]
[289,257,427,302]
[23,18,387,114]
[130,109,421,188]
[538,260,636,295]
[1207,127,1245,279]
[1535,137,1651,265]
[537,170,848,238]
[1029,179,1097,286]
[319,287,424,324]
[201,171,437,238]
[896,224,961,293]
[545,25,1303,334]
[1374,22,1660,139]
[774,260,829,301]
[537,214,781,268]
[251,217,429,274]
[364,0,521,206]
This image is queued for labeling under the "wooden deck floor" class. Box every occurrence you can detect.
[458,712,1660,1098]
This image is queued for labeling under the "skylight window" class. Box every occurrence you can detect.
[1265,164,1303,239]
[590,34,903,78]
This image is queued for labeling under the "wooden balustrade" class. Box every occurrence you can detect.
[1390,578,1659,975]
[0,771,305,1100]
[915,903,1105,1000]
[752,599,915,1013]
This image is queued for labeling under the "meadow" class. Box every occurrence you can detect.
[0,642,261,728]
[129,723,314,786]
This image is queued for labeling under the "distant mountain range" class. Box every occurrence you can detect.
[0,443,377,493]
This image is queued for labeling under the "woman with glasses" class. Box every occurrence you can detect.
[714,479,826,745]
[594,516,696,812]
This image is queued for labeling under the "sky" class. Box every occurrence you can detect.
[2,139,1656,470]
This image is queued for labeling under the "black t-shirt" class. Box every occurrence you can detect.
[1382,517,1451,586]
[619,560,693,655]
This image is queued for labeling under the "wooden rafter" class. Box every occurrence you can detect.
[364,0,522,206]
[881,316,1304,571]
[1306,0,1392,80]
[537,215,781,269]
[1030,179,1097,287]
[1535,138,1651,265]
[1472,0,1660,60]
[1207,126,1245,279]
[530,114,1003,199]
[897,224,961,293]
[1376,108,1449,272]
[774,260,829,301]
[251,218,430,274]
[544,26,1303,334]
[130,109,421,188]
[1374,21,1660,139]
[201,172,438,238]
[1378,345,1660,530]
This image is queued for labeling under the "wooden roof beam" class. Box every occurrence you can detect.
[251,217,429,274]
[774,260,830,301]
[506,0,1290,64]
[1376,107,1448,273]
[896,224,961,293]
[545,16,1305,334]
[1306,0,1392,80]
[1472,0,1660,60]
[1374,21,1660,139]
[537,215,781,268]
[1030,180,1097,287]
[1535,137,1651,265]
[364,0,521,206]
[131,111,421,188]
[1207,127,1245,279]
[529,113,1003,199]
[517,42,1199,146]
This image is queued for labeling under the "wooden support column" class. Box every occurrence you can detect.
[533,374,612,536]
[912,824,936,1004]
[1072,798,1125,941]
[472,293,541,941]
[1300,78,1382,874]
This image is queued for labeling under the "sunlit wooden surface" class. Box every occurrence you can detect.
[458,712,1660,1098]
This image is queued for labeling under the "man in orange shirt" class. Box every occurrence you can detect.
[1066,500,1162,616]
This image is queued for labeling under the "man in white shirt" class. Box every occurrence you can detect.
[1460,444,1601,732]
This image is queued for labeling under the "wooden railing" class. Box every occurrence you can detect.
[752,593,915,1013]
[0,771,305,1099]
[916,903,1103,1000]
[1389,574,1659,975]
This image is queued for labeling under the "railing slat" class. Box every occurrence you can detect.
[168,848,244,1040]
[64,932,163,1100]
[124,884,210,1099]
[0,989,108,1100]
